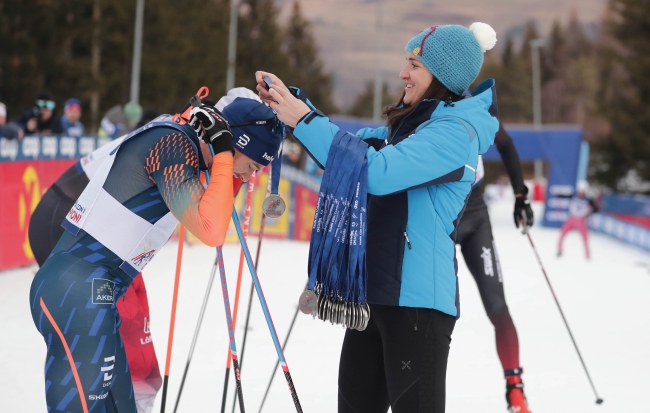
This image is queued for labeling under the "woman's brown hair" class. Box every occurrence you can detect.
[384,76,462,136]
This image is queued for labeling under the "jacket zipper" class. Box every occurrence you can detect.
[404,231,412,250]
[385,99,430,146]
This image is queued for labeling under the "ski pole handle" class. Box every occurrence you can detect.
[172,86,210,124]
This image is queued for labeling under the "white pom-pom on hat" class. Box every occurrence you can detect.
[469,22,497,52]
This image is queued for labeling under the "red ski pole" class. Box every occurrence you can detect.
[160,226,185,413]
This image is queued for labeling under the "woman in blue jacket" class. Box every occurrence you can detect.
[257,23,499,413]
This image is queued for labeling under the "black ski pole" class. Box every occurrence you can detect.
[216,246,246,413]
[220,178,256,413]
[231,177,271,413]
[258,302,301,413]
[522,223,604,404]
[172,256,218,413]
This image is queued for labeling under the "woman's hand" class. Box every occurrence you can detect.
[266,86,311,128]
[255,71,289,104]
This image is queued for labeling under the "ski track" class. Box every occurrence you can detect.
[1,199,648,412]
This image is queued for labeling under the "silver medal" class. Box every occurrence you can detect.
[326,297,333,323]
[262,194,286,218]
[298,290,318,315]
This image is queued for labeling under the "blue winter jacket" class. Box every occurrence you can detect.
[293,79,499,317]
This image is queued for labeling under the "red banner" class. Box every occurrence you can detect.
[0,160,75,270]
[293,184,318,242]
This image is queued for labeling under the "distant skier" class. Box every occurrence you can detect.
[557,180,597,259]
[28,96,282,413]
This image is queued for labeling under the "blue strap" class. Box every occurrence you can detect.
[271,150,282,194]
[307,131,369,305]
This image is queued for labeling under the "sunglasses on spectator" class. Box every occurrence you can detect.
[229,116,284,135]
[37,100,56,110]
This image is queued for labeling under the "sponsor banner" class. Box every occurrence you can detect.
[0,134,321,270]
[0,159,76,270]
[589,213,650,252]
[601,193,650,218]
[0,135,111,162]
[293,184,318,241]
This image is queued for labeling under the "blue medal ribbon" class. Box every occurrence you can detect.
[306,131,369,329]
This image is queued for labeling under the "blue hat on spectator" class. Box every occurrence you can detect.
[65,98,81,111]
[222,98,283,166]
[405,23,497,95]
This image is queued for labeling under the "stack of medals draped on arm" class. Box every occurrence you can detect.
[298,131,369,331]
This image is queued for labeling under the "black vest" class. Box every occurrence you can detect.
[365,100,442,306]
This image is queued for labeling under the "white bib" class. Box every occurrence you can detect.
[63,119,195,277]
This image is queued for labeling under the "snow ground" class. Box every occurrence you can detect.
[1,199,649,413]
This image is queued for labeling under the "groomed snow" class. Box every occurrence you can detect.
[1,198,648,412]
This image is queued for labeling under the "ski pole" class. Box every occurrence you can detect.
[232,169,272,413]
[220,176,255,413]
[172,255,218,413]
[174,177,255,413]
[198,162,247,412]
[161,226,186,413]
[216,246,246,413]
[258,295,303,413]
[231,207,303,413]
[522,223,604,404]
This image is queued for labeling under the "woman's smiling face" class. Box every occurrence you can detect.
[399,51,434,106]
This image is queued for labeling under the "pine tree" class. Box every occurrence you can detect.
[283,0,337,114]
[347,81,394,119]
[542,19,570,123]
[235,0,290,91]
[138,0,231,114]
[594,0,650,191]
[520,20,543,73]
[545,19,568,80]
[566,8,592,58]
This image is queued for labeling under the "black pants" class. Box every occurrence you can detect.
[28,185,74,266]
[455,197,520,371]
[338,304,456,413]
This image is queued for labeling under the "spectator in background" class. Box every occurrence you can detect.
[0,102,6,125]
[305,156,323,182]
[98,102,143,139]
[281,141,302,168]
[0,102,24,140]
[60,98,85,137]
[15,92,63,134]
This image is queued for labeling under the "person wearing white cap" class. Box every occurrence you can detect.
[0,102,24,140]
[557,180,598,259]
[0,102,6,125]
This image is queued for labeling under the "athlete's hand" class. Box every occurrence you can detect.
[514,186,534,229]
[188,104,234,155]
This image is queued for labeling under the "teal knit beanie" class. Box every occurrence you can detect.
[405,23,497,95]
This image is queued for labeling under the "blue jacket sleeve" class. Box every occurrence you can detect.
[293,113,472,196]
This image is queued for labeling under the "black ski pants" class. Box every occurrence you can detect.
[338,304,456,413]
[455,202,520,372]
